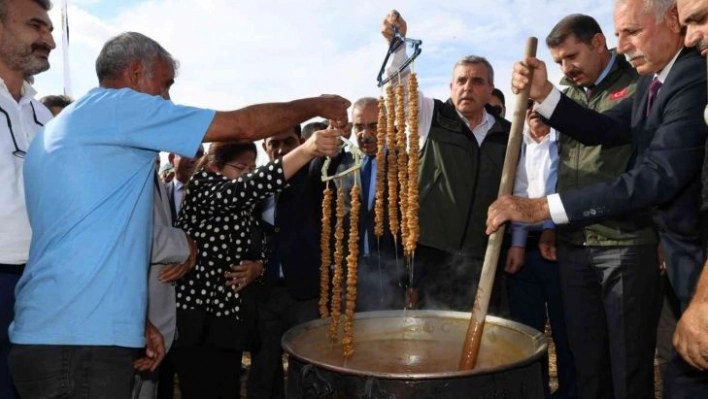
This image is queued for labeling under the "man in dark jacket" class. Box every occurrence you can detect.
[490,1,708,397]
[383,11,511,311]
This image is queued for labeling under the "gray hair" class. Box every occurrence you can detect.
[0,0,51,22]
[95,32,179,82]
[453,56,495,85]
[351,97,380,117]
[616,0,676,22]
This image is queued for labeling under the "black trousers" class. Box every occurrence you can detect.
[557,243,661,399]
[9,344,138,399]
[171,309,247,399]
[659,231,708,398]
[355,254,406,311]
[247,285,318,399]
[416,245,505,313]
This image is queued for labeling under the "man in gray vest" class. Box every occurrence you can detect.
[382,10,511,311]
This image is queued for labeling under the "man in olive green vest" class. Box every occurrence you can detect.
[382,11,511,311]
[541,15,662,399]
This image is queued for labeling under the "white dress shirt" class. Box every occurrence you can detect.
[511,129,559,247]
[0,79,52,265]
[385,46,496,147]
[535,49,682,225]
[173,179,185,215]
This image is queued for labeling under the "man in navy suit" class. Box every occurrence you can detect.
[667,0,708,388]
[333,97,404,311]
[488,0,708,397]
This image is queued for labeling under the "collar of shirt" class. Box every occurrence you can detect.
[592,52,617,88]
[655,49,682,84]
[174,179,185,192]
[455,108,496,141]
[523,128,556,146]
[0,77,38,105]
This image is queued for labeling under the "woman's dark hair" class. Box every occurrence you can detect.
[191,142,258,179]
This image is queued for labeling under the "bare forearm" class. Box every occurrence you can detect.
[690,258,708,304]
[205,98,324,143]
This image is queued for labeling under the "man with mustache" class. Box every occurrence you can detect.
[489,0,708,396]
[382,10,511,311]
[505,102,577,399]
[530,14,656,399]
[332,97,403,311]
[0,1,55,398]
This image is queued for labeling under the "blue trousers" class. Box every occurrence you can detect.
[506,238,577,399]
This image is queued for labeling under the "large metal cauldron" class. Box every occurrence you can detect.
[282,310,547,399]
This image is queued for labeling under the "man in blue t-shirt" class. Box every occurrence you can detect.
[7,32,349,399]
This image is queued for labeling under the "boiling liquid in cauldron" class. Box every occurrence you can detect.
[290,318,527,374]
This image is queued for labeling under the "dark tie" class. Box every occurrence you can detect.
[646,77,662,116]
[361,156,372,209]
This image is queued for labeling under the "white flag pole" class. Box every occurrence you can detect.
[61,0,72,97]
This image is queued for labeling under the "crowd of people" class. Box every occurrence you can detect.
[2,0,708,398]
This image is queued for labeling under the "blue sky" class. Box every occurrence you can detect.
[34,0,619,163]
[36,1,618,107]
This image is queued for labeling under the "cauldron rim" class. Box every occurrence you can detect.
[281,310,548,380]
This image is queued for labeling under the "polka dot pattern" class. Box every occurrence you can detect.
[175,160,285,316]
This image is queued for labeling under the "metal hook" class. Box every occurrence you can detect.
[376,27,423,88]
[321,136,365,182]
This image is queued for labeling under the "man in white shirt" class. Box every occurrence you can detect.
[505,106,576,399]
[489,0,708,396]
[382,11,511,311]
[0,1,54,397]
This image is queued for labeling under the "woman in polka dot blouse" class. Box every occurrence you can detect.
[170,128,341,398]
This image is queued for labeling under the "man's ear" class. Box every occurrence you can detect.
[168,153,176,166]
[666,5,682,34]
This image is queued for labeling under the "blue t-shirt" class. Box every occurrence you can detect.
[10,87,215,348]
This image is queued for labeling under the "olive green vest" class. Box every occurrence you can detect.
[557,51,656,246]
[417,100,510,254]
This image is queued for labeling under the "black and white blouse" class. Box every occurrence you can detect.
[176,160,285,318]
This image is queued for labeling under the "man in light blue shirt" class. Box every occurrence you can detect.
[8,32,349,399]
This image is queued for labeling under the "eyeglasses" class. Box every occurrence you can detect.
[3,103,44,159]
[225,163,256,173]
[354,122,378,132]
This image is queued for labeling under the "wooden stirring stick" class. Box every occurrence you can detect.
[459,37,538,370]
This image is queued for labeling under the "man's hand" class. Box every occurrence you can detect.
[315,95,350,126]
[134,320,165,372]
[505,246,526,274]
[225,260,265,293]
[539,229,557,261]
[674,301,708,370]
[381,10,407,43]
[486,195,551,234]
[511,57,554,102]
[159,235,198,283]
[302,128,342,158]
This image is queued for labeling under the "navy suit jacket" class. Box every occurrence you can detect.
[547,47,707,239]
[262,159,326,300]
